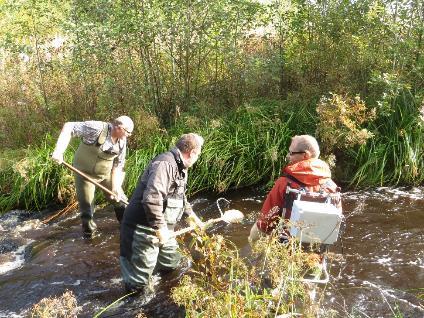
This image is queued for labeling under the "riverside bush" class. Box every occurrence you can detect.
[172,232,322,317]
[351,84,424,186]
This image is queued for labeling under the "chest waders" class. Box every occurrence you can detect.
[163,176,186,230]
[72,124,122,234]
[120,150,187,292]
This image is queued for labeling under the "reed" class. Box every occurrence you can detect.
[175,103,296,194]
[351,90,424,187]
[0,136,71,213]
[124,135,170,194]
[0,103,294,213]
[108,102,297,197]
[1,97,422,214]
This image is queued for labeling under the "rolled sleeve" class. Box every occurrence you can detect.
[71,121,104,144]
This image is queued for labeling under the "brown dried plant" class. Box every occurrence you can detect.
[28,290,80,318]
[172,231,321,317]
[316,93,376,155]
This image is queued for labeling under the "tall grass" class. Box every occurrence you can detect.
[0,136,70,212]
[0,102,297,213]
[124,135,170,194]
[123,103,298,195]
[351,90,424,187]
[187,104,295,193]
[1,97,423,214]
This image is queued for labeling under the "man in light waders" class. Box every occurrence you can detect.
[51,116,133,237]
[120,133,205,294]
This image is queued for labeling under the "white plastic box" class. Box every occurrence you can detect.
[289,200,342,244]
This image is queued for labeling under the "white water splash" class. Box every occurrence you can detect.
[0,312,23,318]
[344,187,424,201]
[110,277,123,285]
[376,257,392,265]
[50,279,82,286]
[0,240,33,275]
[362,280,424,312]
[14,220,44,233]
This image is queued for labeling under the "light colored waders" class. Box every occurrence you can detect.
[121,192,186,290]
[72,124,123,225]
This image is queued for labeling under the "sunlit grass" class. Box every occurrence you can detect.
[1,96,423,214]
[0,103,296,213]
[351,92,424,187]
[0,136,73,213]
[29,290,80,317]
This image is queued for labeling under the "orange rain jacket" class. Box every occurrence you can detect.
[256,158,339,234]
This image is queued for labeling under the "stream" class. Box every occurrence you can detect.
[0,187,423,317]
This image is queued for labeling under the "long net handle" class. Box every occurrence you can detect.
[62,161,129,205]
[152,218,224,244]
[173,217,223,237]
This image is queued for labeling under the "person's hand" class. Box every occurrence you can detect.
[156,227,172,245]
[51,151,64,164]
[111,187,127,203]
[187,213,205,231]
[248,222,264,245]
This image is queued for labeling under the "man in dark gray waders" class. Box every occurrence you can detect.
[120,133,205,294]
[51,116,133,237]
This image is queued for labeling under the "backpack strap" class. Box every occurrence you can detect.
[170,148,186,178]
[281,173,307,217]
[282,173,307,188]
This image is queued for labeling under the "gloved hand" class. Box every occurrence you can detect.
[111,187,127,203]
[156,227,172,245]
[51,150,64,164]
[248,222,264,245]
[187,213,205,231]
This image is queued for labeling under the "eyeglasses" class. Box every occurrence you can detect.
[289,151,305,156]
[121,126,132,135]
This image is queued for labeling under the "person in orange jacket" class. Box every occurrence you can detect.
[249,135,341,243]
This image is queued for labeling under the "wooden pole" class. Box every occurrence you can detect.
[62,161,129,205]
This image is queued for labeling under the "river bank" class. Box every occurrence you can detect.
[2,99,423,215]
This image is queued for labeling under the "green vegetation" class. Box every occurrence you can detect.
[0,103,297,212]
[172,232,323,317]
[0,0,423,213]
[352,86,424,186]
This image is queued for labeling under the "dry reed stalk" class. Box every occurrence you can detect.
[42,201,78,224]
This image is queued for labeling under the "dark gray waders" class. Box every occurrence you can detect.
[73,125,124,236]
[120,199,184,292]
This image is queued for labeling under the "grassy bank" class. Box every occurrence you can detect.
[0,97,423,214]
[0,102,296,213]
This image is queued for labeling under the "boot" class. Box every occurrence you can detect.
[82,218,97,237]
[124,282,154,298]
[114,204,126,223]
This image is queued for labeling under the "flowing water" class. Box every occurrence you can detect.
[0,187,423,317]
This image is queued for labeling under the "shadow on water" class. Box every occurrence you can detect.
[0,187,423,317]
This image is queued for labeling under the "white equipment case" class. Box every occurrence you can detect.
[289,192,343,245]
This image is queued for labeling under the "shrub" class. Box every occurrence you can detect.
[172,231,322,317]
